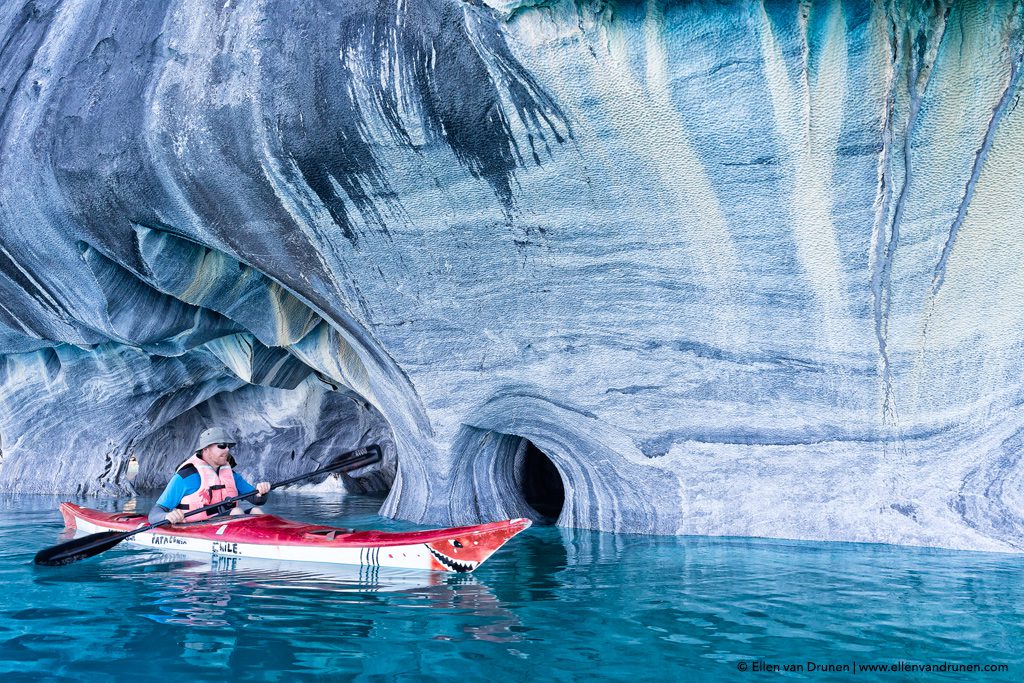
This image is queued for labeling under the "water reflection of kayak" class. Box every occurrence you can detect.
[134,553,456,593]
[59,503,530,573]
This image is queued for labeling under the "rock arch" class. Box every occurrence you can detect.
[450,391,680,533]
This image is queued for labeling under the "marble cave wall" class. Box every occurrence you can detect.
[1,0,1024,551]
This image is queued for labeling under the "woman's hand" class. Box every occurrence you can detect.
[167,509,185,524]
[256,482,270,496]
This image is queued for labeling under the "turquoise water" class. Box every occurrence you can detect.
[1,493,1021,682]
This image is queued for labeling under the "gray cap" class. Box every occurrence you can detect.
[196,427,237,451]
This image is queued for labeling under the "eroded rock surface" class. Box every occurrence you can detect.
[1,0,1023,551]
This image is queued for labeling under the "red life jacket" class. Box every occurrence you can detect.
[175,454,239,521]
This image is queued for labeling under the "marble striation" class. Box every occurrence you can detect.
[1,0,1024,551]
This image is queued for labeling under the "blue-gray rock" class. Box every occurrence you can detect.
[1,0,1023,552]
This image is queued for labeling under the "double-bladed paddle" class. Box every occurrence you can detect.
[34,444,383,567]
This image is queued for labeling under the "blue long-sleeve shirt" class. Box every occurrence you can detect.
[148,465,266,523]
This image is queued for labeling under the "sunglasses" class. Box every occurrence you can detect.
[216,443,233,450]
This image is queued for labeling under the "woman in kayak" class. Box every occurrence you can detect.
[148,427,271,524]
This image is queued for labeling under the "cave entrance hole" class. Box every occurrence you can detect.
[518,439,565,524]
[133,377,396,499]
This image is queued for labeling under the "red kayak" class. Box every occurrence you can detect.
[60,503,530,573]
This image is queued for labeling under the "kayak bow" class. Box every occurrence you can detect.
[58,503,530,573]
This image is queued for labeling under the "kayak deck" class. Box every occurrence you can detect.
[59,503,530,573]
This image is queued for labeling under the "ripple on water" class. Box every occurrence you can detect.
[1,494,1023,681]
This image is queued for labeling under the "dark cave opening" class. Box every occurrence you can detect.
[131,380,395,496]
[519,439,565,524]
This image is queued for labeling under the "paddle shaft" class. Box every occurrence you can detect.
[134,445,380,531]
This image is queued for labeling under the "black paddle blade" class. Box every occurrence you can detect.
[327,444,383,473]
[311,444,385,475]
[34,530,128,567]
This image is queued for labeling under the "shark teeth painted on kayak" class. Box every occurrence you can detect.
[425,545,478,573]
